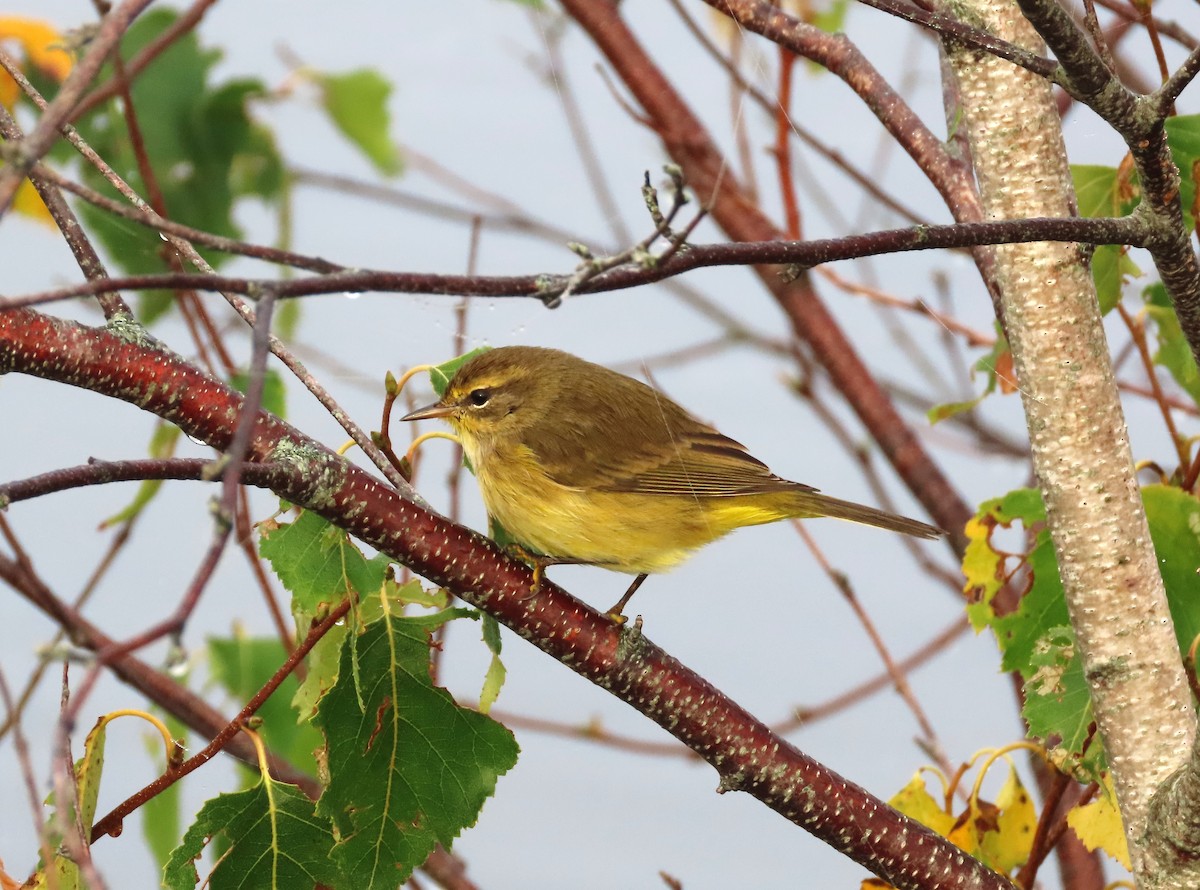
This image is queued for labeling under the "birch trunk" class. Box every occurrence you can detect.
[946,6,1197,886]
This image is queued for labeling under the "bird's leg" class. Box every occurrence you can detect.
[503,544,586,596]
[501,541,648,622]
[605,574,649,625]
[504,543,547,591]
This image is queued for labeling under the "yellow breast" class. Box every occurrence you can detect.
[462,436,784,575]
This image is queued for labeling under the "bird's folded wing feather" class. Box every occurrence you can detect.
[530,378,815,498]
[600,426,815,497]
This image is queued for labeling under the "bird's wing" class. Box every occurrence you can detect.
[598,423,816,498]
[528,376,814,498]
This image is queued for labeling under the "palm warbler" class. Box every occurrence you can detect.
[402,346,942,618]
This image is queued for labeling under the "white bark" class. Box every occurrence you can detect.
[946,5,1196,885]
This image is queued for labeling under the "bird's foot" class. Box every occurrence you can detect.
[604,573,648,625]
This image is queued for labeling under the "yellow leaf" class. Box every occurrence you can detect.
[52,718,108,888]
[0,71,15,108]
[977,765,1036,873]
[0,17,72,112]
[1068,780,1130,869]
[946,800,982,857]
[962,513,1003,630]
[74,717,108,837]
[887,773,956,837]
[0,17,73,82]
[12,178,54,227]
[28,716,109,890]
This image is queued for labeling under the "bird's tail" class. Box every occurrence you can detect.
[788,492,944,540]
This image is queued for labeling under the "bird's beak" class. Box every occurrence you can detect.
[401,401,455,422]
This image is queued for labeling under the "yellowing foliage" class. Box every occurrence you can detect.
[861,761,1036,889]
[962,512,1005,630]
[888,772,957,836]
[0,17,73,226]
[0,17,72,105]
[977,765,1037,873]
[1067,778,1131,869]
[12,178,53,227]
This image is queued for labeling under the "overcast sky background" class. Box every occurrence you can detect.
[2,0,1194,887]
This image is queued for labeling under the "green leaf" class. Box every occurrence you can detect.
[962,488,1045,631]
[1166,115,1200,231]
[100,423,181,527]
[292,619,349,724]
[812,0,849,33]
[276,300,302,342]
[142,716,188,869]
[77,721,109,830]
[1071,165,1147,308]
[967,500,1097,770]
[112,9,217,164]
[1091,244,1140,315]
[1067,116,1200,237]
[393,576,451,610]
[258,509,386,617]
[487,514,517,550]
[481,612,502,654]
[316,69,403,176]
[479,614,506,714]
[230,367,288,419]
[163,778,340,890]
[198,79,281,200]
[1143,283,1200,406]
[1143,484,1200,654]
[259,510,387,711]
[927,395,985,425]
[961,323,1017,408]
[1022,625,1094,759]
[960,490,1082,761]
[993,488,1046,520]
[1071,164,1138,218]
[70,8,282,299]
[176,79,278,238]
[209,634,324,777]
[968,484,1200,776]
[135,291,175,326]
[428,347,491,397]
[285,570,451,724]
[74,9,218,278]
[994,532,1068,674]
[314,607,519,887]
[972,326,1007,385]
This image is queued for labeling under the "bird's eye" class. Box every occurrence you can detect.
[467,388,491,407]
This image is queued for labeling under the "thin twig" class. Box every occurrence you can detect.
[0,216,1153,311]
[0,663,54,871]
[792,520,957,780]
[89,598,352,841]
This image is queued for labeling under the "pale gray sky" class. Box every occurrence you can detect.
[3,1,1184,887]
